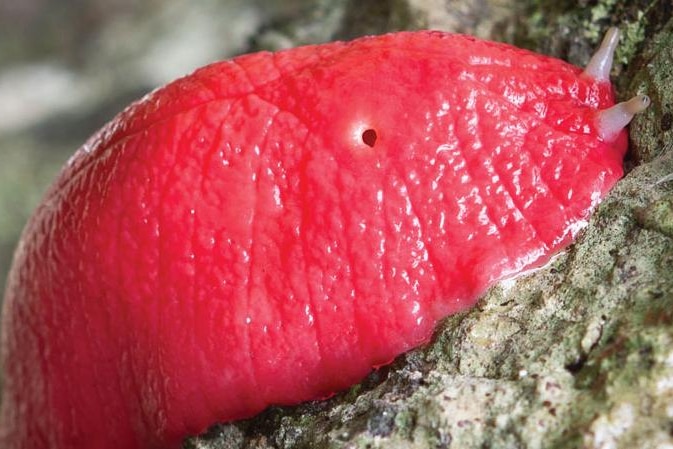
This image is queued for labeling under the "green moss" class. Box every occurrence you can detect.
[616,11,647,66]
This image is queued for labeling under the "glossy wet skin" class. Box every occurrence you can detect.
[0,30,645,449]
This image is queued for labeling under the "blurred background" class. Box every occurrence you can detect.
[0,0,521,297]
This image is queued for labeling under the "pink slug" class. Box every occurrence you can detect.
[0,28,649,449]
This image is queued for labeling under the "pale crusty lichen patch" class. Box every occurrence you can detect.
[583,332,673,449]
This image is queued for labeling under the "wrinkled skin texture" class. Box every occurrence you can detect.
[0,31,624,449]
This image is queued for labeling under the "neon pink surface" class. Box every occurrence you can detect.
[0,31,626,449]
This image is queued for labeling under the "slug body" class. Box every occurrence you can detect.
[0,30,645,449]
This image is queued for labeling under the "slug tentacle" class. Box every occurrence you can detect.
[583,27,620,81]
[596,94,651,141]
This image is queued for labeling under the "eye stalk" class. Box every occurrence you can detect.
[582,27,650,141]
[583,27,620,81]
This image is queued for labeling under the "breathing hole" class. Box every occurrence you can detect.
[361,128,377,148]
